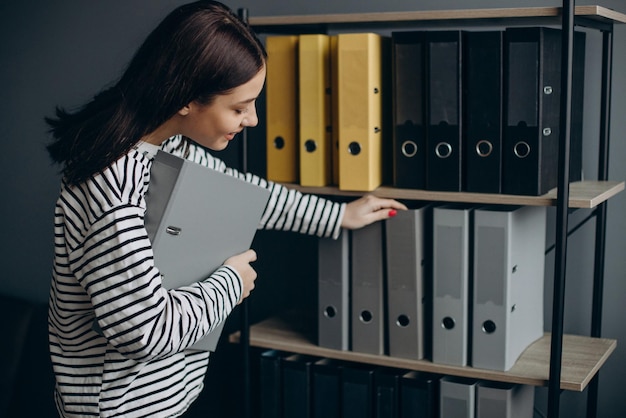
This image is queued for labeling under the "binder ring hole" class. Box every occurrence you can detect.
[435,142,452,159]
[273,136,285,150]
[323,306,337,318]
[304,139,317,153]
[396,315,410,327]
[359,310,373,324]
[476,140,493,157]
[348,141,362,156]
[513,141,531,159]
[401,140,418,158]
[482,320,497,334]
[442,316,455,330]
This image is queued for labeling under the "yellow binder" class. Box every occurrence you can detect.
[330,35,339,186]
[298,34,332,187]
[337,33,384,191]
[265,36,299,183]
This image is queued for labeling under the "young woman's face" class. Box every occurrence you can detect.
[179,66,266,151]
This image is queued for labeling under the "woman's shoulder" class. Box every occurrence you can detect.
[60,148,151,217]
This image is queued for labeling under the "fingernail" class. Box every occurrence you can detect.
[388,209,397,217]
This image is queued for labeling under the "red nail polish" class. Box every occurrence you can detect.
[388,209,397,217]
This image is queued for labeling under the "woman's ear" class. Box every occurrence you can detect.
[178,104,191,116]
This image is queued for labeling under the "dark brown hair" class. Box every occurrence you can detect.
[46,1,266,185]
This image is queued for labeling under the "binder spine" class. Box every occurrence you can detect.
[463,31,504,194]
[299,34,332,187]
[337,33,384,192]
[351,222,386,355]
[391,31,427,189]
[425,31,463,192]
[317,231,350,351]
[266,35,299,183]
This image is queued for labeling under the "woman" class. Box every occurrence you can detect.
[46,1,405,417]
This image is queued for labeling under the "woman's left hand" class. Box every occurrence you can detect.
[340,194,408,230]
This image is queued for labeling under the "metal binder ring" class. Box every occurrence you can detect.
[475,140,493,157]
[513,141,531,159]
[401,140,418,158]
[435,142,453,159]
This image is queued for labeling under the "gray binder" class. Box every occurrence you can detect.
[385,205,430,359]
[317,230,350,350]
[145,150,270,351]
[351,222,385,355]
[440,376,478,418]
[476,381,534,418]
[472,205,546,371]
[432,205,473,366]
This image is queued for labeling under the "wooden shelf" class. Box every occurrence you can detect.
[229,315,616,392]
[283,180,624,209]
[249,6,626,28]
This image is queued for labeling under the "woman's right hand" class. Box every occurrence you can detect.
[224,249,258,303]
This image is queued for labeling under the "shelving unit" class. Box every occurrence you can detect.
[233,3,626,417]
[229,315,616,392]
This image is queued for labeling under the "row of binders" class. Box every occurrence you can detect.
[318,204,547,371]
[259,349,535,418]
[264,27,585,195]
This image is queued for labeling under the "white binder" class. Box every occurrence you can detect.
[145,150,270,351]
[477,381,534,418]
[351,222,385,355]
[432,205,473,366]
[471,205,546,371]
[440,376,478,418]
[317,230,350,350]
[385,205,431,359]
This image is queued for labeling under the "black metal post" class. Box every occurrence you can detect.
[236,10,252,418]
[548,0,574,416]
[586,26,613,418]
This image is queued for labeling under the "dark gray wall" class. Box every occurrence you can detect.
[1,1,624,417]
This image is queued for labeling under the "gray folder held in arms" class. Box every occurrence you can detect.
[144,150,271,352]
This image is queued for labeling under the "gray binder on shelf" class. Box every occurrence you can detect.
[476,381,534,418]
[317,230,350,351]
[432,205,473,366]
[385,205,431,360]
[476,381,535,418]
[351,221,385,355]
[440,376,478,418]
[471,205,546,371]
[144,150,271,351]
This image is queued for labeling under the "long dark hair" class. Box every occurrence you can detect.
[46,1,266,186]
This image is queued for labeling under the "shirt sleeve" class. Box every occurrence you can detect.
[69,203,243,361]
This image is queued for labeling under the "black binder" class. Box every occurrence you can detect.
[391,30,427,189]
[399,371,440,418]
[463,31,504,194]
[425,30,463,192]
[282,354,318,418]
[259,350,288,418]
[342,364,375,418]
[312,358,343,418]
[374,368,404,418]
[502,27,585,196]
[570,30,586,184]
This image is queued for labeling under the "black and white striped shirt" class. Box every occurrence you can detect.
[49,135,345,417]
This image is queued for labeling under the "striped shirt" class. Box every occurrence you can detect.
[49,135,345,417]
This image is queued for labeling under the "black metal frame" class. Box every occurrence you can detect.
[238,2,615,417]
